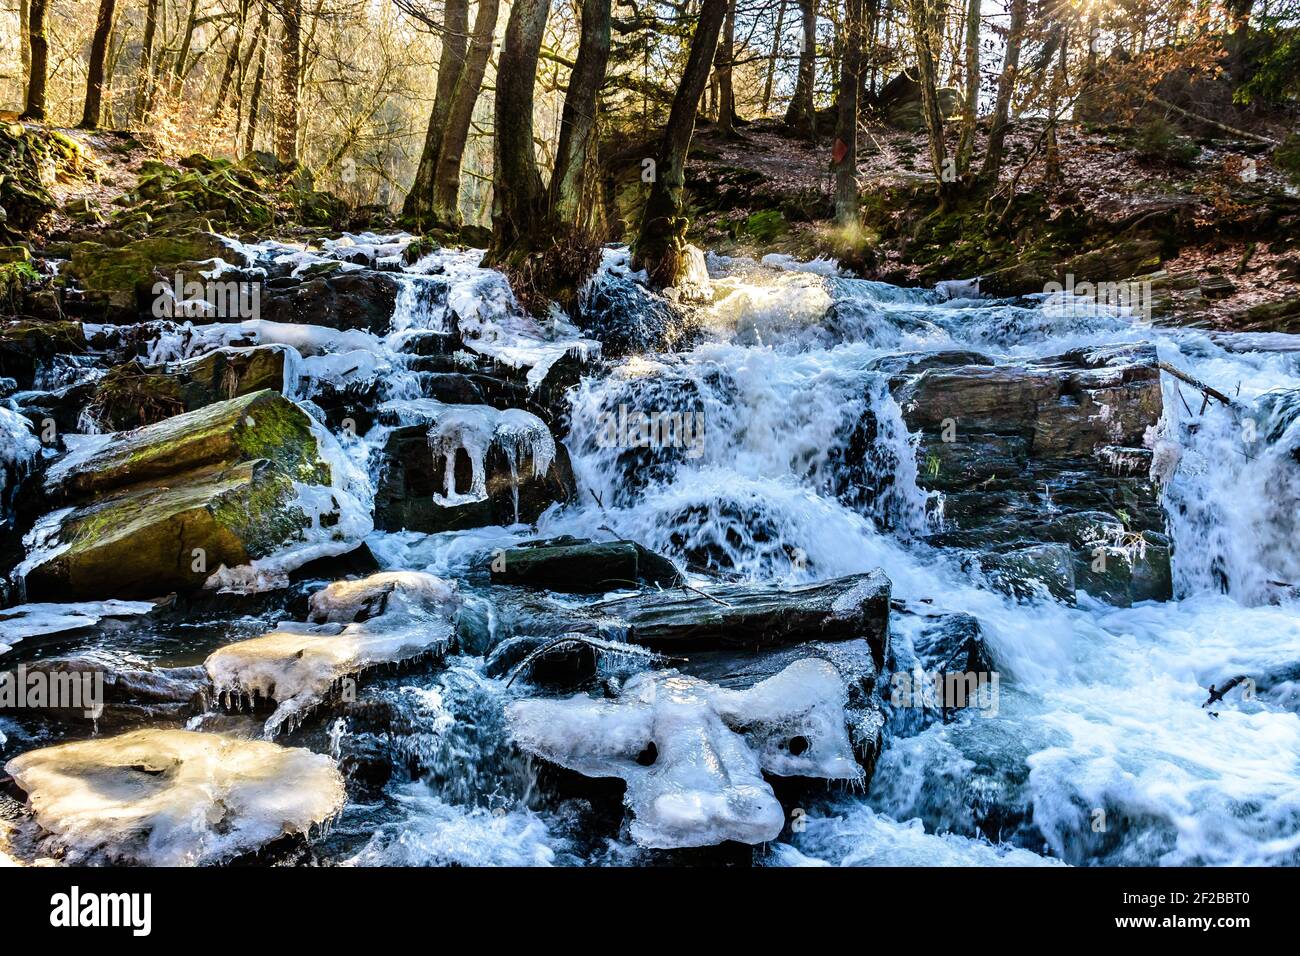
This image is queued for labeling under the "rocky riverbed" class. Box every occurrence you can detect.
[2,230,1299,866]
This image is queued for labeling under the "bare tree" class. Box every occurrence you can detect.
[79,0,119,129]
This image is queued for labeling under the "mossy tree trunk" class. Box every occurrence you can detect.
[430,0,502,228]
[834,0,864,227]
[488,0,553,260]
[716,0,737,134]
[784,0,817,139]
[955,0,980,174]
[632,0,727,290]
[547,0,612,229]
[20,0,48,121]
[403,0,469,224]
[275,0,302,164]
[908,0,954,201]
[79,0,118,129]
[978,0,1027,186]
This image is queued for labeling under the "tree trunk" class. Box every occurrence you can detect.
[79,0,119,129]
[430,0,501,227]
[908,0,952,197]
[488,0,553,258]
[131,0,161,121]
[761,0,786,115]
[244,4,270,156]
[21,0,48,120]
[784,0,816,138]
[403,0,470,222]
[977,0,1027,186]
[547,0,612,229]
[632,0,728,289]
[170,0,199,96]
[212,0,252,117]
[834,0,864,226]
[275,0,302,164]
[716,0,736,134]
[955,0,980,174]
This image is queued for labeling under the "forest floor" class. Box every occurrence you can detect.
[683,116,1300,330]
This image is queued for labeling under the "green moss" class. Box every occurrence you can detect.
[209,465,309,558]
[231,393,332,485]
[1274,134,1300,184]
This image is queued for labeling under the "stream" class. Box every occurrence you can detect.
[3,235,1299,867]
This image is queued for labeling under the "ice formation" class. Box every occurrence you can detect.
[3,729,345,865]
[205,571,461,735]
[507,658,861,849]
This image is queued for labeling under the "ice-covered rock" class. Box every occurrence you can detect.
[205,571,461,735]
[507,658,861,849]
[3,729,345,865]
[375,399,575,532]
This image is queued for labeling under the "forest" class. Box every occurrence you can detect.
[0,0,1299,884]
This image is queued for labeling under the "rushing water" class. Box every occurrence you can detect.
[5,236,1300,866]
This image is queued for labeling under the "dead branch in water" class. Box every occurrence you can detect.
[1156,362,1242,412]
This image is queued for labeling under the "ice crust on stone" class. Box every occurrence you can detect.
[3,728,345,865]
[0,600,155,651]
[507,658,860,849]
[205,571,461,735]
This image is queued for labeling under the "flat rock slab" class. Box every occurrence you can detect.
[596,570,891,668]
[489,536,684,592]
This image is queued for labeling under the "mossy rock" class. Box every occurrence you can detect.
[63,232,234,311]
[86,347,289,431]
[53,389,329,500]
[21,459,307,601]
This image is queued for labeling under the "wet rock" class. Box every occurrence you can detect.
[484,634,599,688]
[0,657,208,730]
[0,318,86,389]
[980,239,1163,298]
[3,728,345,865]
[20,390,347,601]
[596,569,892,669]
[974,543,1077,603]
[574,268,700,357]
[489,536,684,592]
[84,345,288,431]
[374,402,575,533]
[258,271,401,334]
[61,232,238,317]
[205,572,461,735]
[507,658,863,849]
[893,343,1171,605]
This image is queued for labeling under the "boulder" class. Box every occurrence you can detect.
[374,401,575,533]
[258,271,401,334]
[489,536,684,592]
[19,390,348,601]
[596,569,892,668]
[61,232,238,316]
[0,318,86,389]
[893,344,1171,605]
[84,345,288,431]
